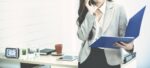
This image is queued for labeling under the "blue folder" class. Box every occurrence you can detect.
[90,6,146,48]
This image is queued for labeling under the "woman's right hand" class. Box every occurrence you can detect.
[85,0,98,15]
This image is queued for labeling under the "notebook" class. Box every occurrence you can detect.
[40,48,55,55]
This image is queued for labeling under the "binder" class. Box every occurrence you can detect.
[90,36,135,48]
[90,6,146,48]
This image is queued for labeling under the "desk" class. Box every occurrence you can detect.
[0,55,136,68]
[0,53,136,68]
[0,54,78,68]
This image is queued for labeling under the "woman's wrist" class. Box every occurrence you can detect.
[126,44,134,52]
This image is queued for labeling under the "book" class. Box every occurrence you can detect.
[40,48,55,55]
[90,6,146,48]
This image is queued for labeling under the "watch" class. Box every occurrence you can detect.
[5,48,20,59]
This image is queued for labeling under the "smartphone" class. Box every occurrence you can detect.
[89,0,96,5]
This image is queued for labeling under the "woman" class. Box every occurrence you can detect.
[77,0,134,68]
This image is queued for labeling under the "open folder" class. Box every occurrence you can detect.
[90,6,146,48]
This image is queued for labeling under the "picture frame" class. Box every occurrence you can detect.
[5,48,20,59]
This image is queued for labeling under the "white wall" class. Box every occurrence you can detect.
[136,1,150,68]
[116,0,150,68]
[0,0,80,55]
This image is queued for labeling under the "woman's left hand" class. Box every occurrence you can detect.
[115,42,134,51]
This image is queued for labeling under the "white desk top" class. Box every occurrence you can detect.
[0,54,78,68]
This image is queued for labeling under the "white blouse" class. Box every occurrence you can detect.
[91,1,106,44]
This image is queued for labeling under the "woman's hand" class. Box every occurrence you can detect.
[115,42,134,51]
[85,0,98,15]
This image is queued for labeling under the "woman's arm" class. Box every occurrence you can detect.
[118,6,127,37]
[77,0,99,41]
[115,42,134,52]
[116,6,134,52]
[77,12,96,41]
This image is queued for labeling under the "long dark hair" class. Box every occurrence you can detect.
[77,0,112,26]
[77,0,112,40]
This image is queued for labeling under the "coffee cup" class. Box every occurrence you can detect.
[55,44,63,55]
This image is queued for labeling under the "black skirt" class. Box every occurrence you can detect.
[78,48,120,68]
